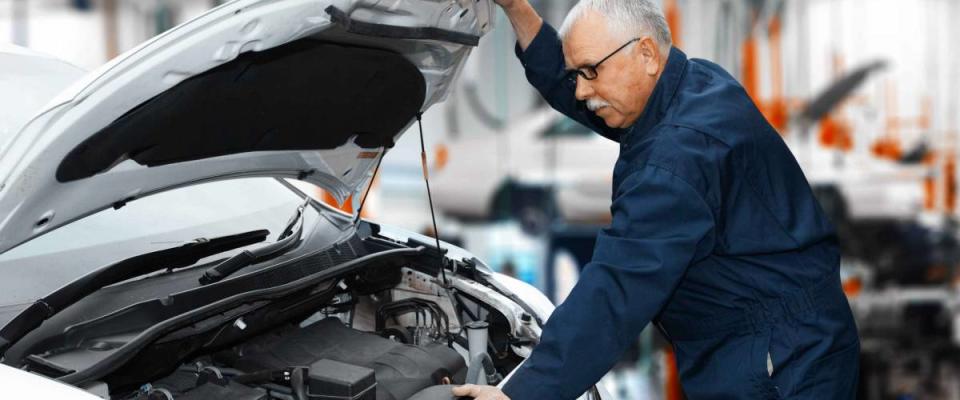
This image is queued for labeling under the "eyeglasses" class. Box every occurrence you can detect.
[565,38,642,86]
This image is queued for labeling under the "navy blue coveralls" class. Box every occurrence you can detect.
[500,24,860,400]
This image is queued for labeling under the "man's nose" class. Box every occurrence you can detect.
[574,76,595,101]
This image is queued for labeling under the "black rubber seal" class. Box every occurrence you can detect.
[325,5,480,47]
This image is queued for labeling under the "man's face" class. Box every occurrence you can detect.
[563,10,665,129]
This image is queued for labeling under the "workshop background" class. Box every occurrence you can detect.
[3,0,960,398]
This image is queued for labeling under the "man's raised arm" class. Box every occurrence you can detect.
[496,0,543,50]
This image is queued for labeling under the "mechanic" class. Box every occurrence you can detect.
[453,0,860,399]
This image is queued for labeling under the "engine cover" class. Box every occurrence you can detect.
[217,319,466,400]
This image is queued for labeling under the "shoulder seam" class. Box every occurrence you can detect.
[641,163,717,218]
[643,125,721,205]
[661,123,735,149]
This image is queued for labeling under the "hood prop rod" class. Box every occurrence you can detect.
[417,112,448,286]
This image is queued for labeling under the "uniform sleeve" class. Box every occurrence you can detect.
[501,165,716,400]
[514,23,622,142]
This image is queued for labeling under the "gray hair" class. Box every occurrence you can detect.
[559,0,673,57]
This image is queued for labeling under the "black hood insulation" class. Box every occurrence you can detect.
[57,39,426,182]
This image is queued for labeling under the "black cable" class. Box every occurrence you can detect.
[454,292,480,322]
[353,150,387,225]
[416,112,448,285]
[376,299,450,341]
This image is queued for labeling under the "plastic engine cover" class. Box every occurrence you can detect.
[217,319,466,400]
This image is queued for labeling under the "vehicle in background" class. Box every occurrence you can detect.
[788,62,960,399]
[432,109,619,233]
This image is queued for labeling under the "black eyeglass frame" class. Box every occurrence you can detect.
[565,37,642,85]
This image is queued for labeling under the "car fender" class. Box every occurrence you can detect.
[0,363,100,399]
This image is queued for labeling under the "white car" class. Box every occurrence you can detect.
[0,1,608,399]
[432,109,619,232]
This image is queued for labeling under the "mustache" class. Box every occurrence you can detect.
[586,98,611,112]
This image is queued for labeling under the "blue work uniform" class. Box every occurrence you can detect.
[500,24,860,400]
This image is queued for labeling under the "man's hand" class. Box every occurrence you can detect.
[452,384,511,400]
[489,0,542,50]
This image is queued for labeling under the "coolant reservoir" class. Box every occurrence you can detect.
[464,321,489,368]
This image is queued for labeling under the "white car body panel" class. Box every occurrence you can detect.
[0,363,100,399]
[0,45,86,149]
[491,272,555,320]
[0,0,492,254]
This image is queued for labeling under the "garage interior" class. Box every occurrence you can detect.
[2,0,959,398]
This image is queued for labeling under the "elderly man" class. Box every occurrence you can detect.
[454,0,860,399]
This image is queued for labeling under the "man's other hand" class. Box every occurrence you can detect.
[452,384,511,400]
[489,0,541,50]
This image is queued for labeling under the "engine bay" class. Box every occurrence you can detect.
[123,317,467,400]
[12,241,535,400]
[106,265,520,400]
[0,216,544,400]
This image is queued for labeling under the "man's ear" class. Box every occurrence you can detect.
[636,37,661,76]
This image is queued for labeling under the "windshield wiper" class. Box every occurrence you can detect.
[0,229,269,357]
[199,197,309,286]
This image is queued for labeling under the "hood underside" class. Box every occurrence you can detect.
[58,39,425,182]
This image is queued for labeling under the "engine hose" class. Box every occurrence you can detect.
[466,352,501,386]
[290,367,308,400]
[146,387,174,400]
[262,383,296,400]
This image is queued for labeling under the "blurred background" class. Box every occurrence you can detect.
[3,0,960,398]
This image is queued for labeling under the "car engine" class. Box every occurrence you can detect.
[103,266,517,400]
[122,318,465,400]
[4,229,536,400]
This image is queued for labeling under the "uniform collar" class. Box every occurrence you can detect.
[623,47,688,140]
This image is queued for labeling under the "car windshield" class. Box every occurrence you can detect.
[0,178,312,308]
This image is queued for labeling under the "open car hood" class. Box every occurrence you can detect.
[0,0,492,254]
